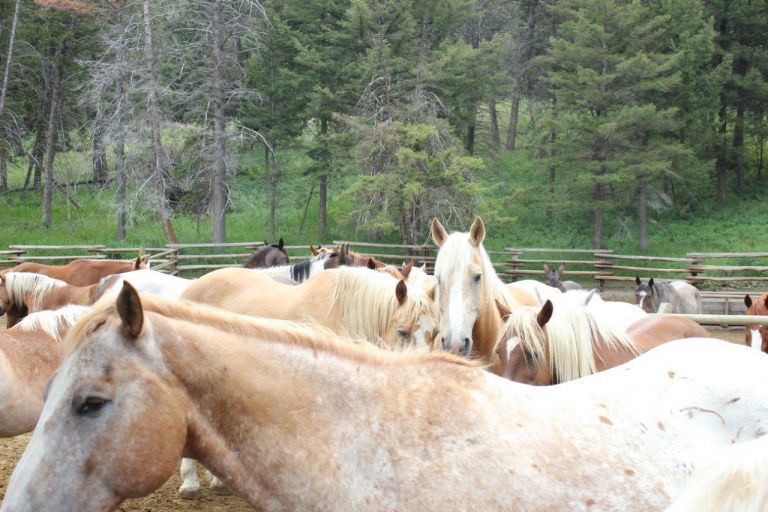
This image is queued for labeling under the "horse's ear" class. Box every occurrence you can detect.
[649,278,655,287]
[543,264,550,273]
[557,263,565,274]
[134,255,142,270]
[495,298,512,320]
[342,244,349,256]
[278,238,284,250]
[537,300,553,327]
[264,240,268,246]
[395,279,408,305]
[310,245,319,256]
[745,295,753,308]
[366,258,376,270]
[635,276,641,285]
[431,217,448,247]
[401,259,413,279]
[469,216,486,247]
[764,295,768,309]
[116,282,143,339]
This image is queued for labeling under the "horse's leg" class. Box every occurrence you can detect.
[207,470,231,495]
[178,457,202,499]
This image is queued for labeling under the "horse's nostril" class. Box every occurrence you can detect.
[462,338,471,355]
[441,337,447,349]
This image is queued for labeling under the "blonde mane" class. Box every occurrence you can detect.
[17,305,92,341]
[501,305,639,383]
[67,292,469,368]
[433,232,512,310]
[4,272,69,310]
[328,267,437,345]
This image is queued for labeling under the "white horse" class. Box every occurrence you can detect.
[507,279,562,304]
[97,269,192,300]
[4,285,768,511]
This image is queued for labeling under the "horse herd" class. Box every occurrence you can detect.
[0,219,767,510]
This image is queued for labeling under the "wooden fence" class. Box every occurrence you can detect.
[1,243,767,295]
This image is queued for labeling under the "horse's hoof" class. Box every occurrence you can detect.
[210,482,231,495]
[179,486,202,500]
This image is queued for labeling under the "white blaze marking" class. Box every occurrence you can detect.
[448,273,465,347]
[751,330,762,350]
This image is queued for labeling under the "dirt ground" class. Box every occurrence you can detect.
[0,315,748,511]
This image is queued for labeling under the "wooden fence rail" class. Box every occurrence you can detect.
[1,243,767,297]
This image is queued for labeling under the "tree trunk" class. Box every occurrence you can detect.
[115,1,127,241]
[318,117,328,238]
[42,50,64,229]
[0,0,20,123]
[267,144,277,241]
[92,109,108,183]
[505,0,536,150]
[758,112,765,181]
[489,97,500,148]
[637,179,648,251]
[0,146,7,193]
[209,0,227,243]
[466,123,475,155]
[592,182,603,249]
[143,0,178,244]
[715,98,727,203]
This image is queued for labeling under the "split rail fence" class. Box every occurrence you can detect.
[1,242,767,314]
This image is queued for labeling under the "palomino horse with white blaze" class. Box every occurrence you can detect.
[5,285,768,511]
[0,257,144,286]
[0,305,91,437]
[635,277,702,314]
[744,293,768,352]
[242,239,290,268]
[430,217,534,372]
[181,266,437,348]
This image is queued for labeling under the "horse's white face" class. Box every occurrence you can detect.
[385,281,437,348]
[746,325,768,352]
[1,286,189,512]
[431,217,486,356]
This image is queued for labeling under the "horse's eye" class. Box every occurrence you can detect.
[397,328,410,339]
[76,397,110,417]
[473,274,482,283]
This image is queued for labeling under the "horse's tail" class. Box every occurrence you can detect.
[667,435,768,512]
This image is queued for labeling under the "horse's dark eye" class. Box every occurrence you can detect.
[474,274,482,283]
[76,397,110,417]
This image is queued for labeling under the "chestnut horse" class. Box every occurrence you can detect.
[497,301,709,385]
[243,239,290,268]
[0,305,90,437]
[744,293,768,352]
[430,217,531,373]
[0,257,144,286]
[181,266,437,348]
[5,286,768,511]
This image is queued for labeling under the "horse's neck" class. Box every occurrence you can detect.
[158,318,483,508]
[39,285,91,310]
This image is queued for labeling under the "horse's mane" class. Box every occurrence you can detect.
[668,434,768,512]
[329,267,437,345]
[4,272,69,309]
[17,305,91,341]
[434,232,512,311]
[501,305,639,383]
[67,292,469,369]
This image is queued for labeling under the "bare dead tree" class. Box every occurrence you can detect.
[0,0,20,123]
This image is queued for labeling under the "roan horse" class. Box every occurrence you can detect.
[242,239,290,268]
[543,263,582,291]
[744,293,768,352]
[0,305,91,437]
[496,301,709,385]
[5,285,768,511]
[634,277,702,314]
[430,217,530,373]
[0,256,144,287]
[181,266,436,348]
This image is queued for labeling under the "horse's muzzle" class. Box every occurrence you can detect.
[441,336,472,357]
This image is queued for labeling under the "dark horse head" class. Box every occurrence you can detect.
[243,238,290,268]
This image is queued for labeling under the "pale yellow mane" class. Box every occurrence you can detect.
[67,292,469,368]
[4,272,68,310]
[329,266,437,345]
[501,305,639,383]
[17,305,91,341]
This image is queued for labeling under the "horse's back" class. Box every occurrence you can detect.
[667,281,702,314]
[506,280,560,304]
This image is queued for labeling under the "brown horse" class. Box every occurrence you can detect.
[181,266,437,348]
[0,306,90,437]
[8,286,768,511]
[243,239,290,268]
[744,293,768,352]
[497,300,710,385]
[0,256,143,286]
[0,273,107,328]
